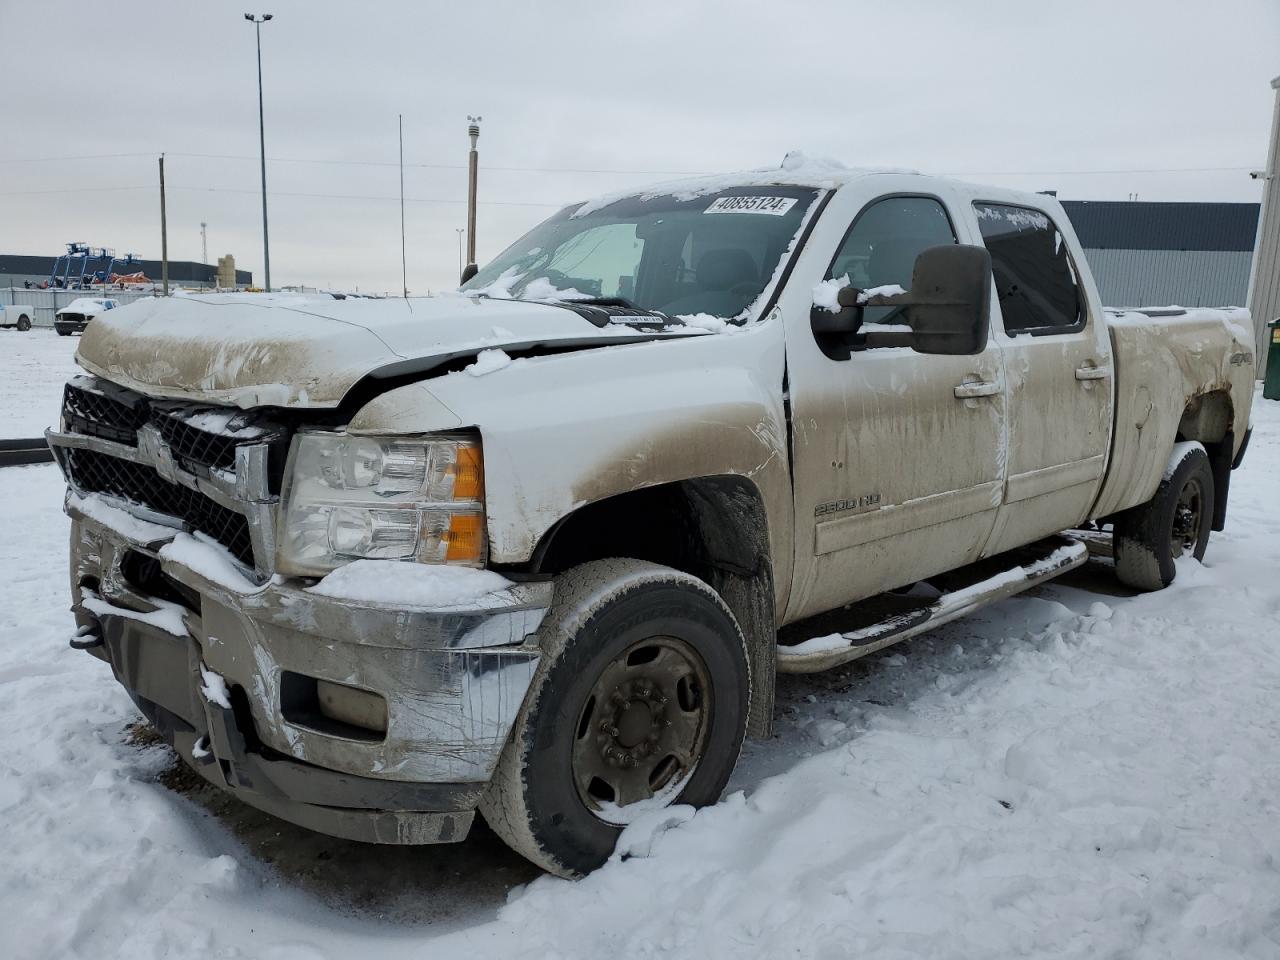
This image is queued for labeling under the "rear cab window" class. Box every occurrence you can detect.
[973,202,1085,336]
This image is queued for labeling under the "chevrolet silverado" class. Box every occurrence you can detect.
[48,157,1256,876]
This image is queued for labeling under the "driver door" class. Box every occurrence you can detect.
[782,185,1006,622]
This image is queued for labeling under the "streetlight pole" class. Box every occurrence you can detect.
[245,13,273,292]
[399,114,407,298]
[158,154,169,296]
[466,116,481,268]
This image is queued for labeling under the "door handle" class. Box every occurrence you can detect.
[953,380,1000,399]
[1075,363,1111,381]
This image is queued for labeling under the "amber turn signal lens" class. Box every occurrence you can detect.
[451,444,483,501]
[444,513,485,563]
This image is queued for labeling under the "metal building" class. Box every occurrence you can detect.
[1060,201,1259,309]
[0,253,252,290]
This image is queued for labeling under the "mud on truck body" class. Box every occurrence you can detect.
[48,159,1256,876]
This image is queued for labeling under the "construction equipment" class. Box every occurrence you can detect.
[46,244,114,290]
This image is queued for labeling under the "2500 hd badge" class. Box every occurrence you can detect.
[815,494,883,517]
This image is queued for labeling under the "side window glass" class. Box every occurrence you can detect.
[826,196,956,326]
[973,203,1083,334]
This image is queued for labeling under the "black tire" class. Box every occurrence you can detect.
[57,328,71,337]
[1114,443,1215,591]
[16,315,30,332]
[480,558,751,877]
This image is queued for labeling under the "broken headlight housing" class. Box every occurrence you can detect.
[277,432,485,576]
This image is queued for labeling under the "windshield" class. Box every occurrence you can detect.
[460,186,821,320]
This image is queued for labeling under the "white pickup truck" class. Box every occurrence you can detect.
[48,157,1256,876]
[54,297,119,336]
[1,303,34,331]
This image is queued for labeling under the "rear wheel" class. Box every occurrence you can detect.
[1114,443,1214,591]
[16,315,30,332]
[480,558,750,877]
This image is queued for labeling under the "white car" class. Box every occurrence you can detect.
[54,297,118,336]
[0,304,34,331]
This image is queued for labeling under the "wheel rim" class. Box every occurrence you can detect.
[1170,476,1204,558]
[571,635,711,825]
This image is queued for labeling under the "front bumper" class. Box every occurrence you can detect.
[67,497,549,844]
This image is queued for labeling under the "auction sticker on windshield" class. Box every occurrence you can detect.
[704,196,798,216]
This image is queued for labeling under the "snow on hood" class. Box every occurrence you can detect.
[74,292,708,410]
[57,297,115,316]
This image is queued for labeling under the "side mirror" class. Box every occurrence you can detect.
[460,262,479,284]
[897,244,991,355]
[813,244,992,356]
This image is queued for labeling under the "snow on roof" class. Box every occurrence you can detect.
[571,151,917,218]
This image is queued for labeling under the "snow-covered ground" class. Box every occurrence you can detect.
[0,328,79,438]
[3,388,1279,959]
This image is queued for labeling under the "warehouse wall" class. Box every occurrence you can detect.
[1083,249,1253,308]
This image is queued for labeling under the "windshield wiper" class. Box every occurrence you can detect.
[561,296,641,309]
[539,296,675,328]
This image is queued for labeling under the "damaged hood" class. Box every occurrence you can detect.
[75,293,708,410]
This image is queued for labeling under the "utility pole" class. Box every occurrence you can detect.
[200,221,208,264]
[159,154,169,296]
[1247,74,1280,378]
[466,116,481,268]
[456,227,464,280]
[399,113,407,298]
[245,13,274,292]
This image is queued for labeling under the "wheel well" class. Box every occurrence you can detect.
[531,476,777,737]
[1176,390,1232,446]
[1176,390,1235,533]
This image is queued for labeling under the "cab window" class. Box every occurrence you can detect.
[973,202,1084,334]
[827,196,957,326]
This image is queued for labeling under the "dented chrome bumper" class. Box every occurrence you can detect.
[64,498,549,845]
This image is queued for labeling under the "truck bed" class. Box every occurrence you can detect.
[1090,306,1255,520]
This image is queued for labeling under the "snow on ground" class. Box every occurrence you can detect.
[2,389,1280,958]
[0,328,80,438]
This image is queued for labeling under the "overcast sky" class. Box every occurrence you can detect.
[3,0,1277,294]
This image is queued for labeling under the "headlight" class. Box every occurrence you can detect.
[276,432,485,576]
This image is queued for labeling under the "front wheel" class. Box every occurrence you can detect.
[480,558,750,876]
[1114,442,1214,591]
[16,315,31,332]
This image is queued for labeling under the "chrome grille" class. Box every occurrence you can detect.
[54,377,287,575]
[63,382,149,446]
[154,410,240,473]
[64,447,255,565]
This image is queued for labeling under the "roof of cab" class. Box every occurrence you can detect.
[569,152,1068,222]
[570,152,916,218]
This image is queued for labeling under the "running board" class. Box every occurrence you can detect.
[1066,527,1113,559]
[777,536,1088,674]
